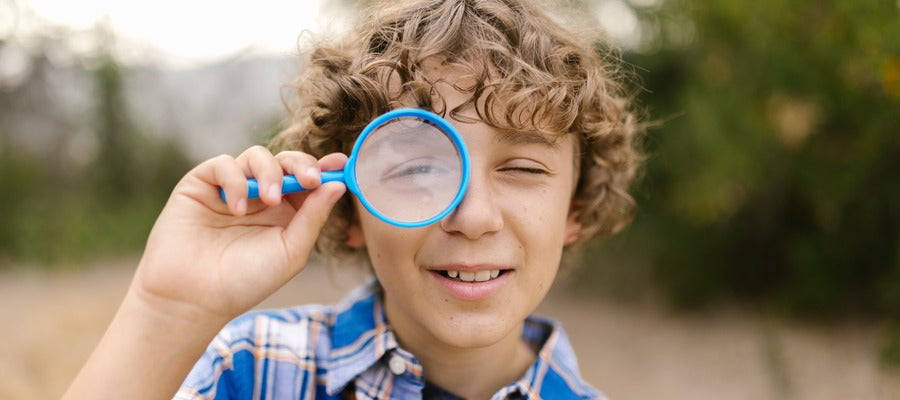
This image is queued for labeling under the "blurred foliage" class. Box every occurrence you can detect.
[582,0,899,326]
[2,0,898,356]
[0,49,191,266]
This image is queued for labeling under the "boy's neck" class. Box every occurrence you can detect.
[417,335,536,399]
[384,307,537,399]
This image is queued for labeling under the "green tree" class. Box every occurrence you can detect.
[0,34,191,265]
[87,55,139,202]
[587,0,900,320]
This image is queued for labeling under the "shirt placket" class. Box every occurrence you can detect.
[353,347,425,400]
[384,347,425,399]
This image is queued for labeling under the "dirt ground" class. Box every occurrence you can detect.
[1,258,898,400]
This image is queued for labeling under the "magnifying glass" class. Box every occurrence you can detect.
[221,108,470,228]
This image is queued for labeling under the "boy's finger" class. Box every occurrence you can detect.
[318,152,349,172]
[203,155,248,216]
[281,181,346,264]
[280,152,348,211]
[237,146,283,206]
[275,151,322,190]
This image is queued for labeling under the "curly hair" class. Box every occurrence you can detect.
[271,0,643,260]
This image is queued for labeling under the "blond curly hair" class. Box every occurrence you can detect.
[271,0,643,260]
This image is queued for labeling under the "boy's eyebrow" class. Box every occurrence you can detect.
[493,130,561,148]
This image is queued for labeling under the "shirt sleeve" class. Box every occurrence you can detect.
[174,315,258,400]
[174,308,322,400]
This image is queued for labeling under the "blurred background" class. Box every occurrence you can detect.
[1,0,898,399]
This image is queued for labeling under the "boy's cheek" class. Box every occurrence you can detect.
[501,185,573,220]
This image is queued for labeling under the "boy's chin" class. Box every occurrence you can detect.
[427,312,522,349]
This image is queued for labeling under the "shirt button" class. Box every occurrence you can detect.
[388,355,407,375]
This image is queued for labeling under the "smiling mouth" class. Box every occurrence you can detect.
[437,269,508,282]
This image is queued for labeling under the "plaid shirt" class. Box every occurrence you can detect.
[175,281,605,400]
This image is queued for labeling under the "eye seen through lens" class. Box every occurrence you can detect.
[354,117,463,224]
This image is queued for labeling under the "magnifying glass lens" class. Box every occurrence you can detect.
[355,117,463,224]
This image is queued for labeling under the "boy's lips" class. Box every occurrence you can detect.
[426,264,514,301]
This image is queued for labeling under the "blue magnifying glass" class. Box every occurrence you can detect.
[222,108,470,228]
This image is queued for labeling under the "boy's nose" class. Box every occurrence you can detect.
[439,171,503,239]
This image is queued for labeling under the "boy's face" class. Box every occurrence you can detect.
[350,67,580,351]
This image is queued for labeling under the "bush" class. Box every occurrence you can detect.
[582,0,900,319]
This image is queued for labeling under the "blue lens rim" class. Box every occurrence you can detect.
[344,108,470,228]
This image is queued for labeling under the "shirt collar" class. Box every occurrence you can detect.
[515,316,603,399]
[324,280,602,399]
[324,280,397,395]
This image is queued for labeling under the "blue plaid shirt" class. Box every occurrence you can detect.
[176,281,605,400]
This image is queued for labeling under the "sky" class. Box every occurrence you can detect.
[7,0,349,67]
[6,0,651,68]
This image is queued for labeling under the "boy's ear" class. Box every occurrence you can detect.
[346,222,366,249]
[563,206,582,246]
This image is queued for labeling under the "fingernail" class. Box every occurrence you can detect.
[268,183,280,199]
[307,167,320,183]
[236,198,247,215]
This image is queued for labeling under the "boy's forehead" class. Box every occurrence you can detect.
[492,128,564,148]
[438,92,569,150]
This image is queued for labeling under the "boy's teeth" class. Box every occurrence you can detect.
[475,270,491,281]
[458,271,476,281]
[444,269,502,282]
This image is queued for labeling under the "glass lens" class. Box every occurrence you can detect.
[354,116,463,224]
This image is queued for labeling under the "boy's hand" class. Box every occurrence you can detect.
[133,146,347,326]
[63,147,347,399]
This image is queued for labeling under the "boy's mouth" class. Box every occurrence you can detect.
[428,265,514,300]
[437,269,508,282]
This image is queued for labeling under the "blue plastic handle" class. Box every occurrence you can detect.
[219,171,345,201]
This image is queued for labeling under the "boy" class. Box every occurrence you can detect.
[64,0,641,398]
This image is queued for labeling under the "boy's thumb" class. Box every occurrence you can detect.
[281,181,346,263]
